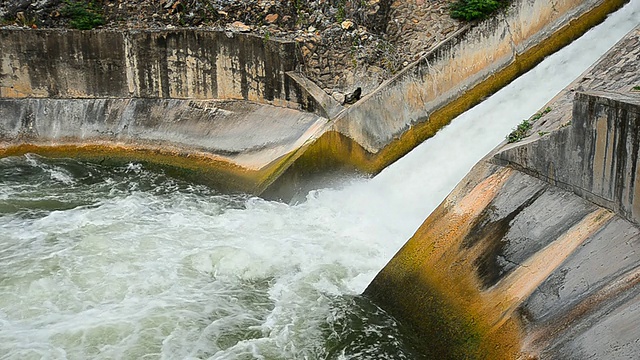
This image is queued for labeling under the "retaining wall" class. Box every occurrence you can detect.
[284,0,628,177]
[497,91,640,224]
[364,27,640,359]
[0,0,630,195]
[0,29,340,193]
[0,29,332,114]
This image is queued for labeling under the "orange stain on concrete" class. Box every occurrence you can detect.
[485,208,615,329]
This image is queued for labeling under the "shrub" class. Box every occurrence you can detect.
[506,119,532,143]
[506,107,551,143]
[61,1,104,30]
[450,0,509,21]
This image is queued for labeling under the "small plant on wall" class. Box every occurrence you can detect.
[61,0,104,30]
[449,0,510,21]
[506,107,551,143]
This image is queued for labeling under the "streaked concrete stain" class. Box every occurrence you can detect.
[485,208,614,329]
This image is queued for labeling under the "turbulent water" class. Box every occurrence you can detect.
[1,4,638,359]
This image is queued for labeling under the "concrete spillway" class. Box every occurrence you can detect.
[0,1,638,359]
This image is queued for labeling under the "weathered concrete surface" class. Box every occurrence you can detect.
[0,29,331,114]
[285,0,628,177]
[365,26,640,359]
[0,1,629,195]
[0,29,346,193]
[0,98,327,193]
[285,72,344,119]
[497,91,640,224]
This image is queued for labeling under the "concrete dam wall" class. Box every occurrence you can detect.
[365,26,640,359]
[0,0,628,194]
[1,30,299,106]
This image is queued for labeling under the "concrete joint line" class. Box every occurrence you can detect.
[502,16,518,59]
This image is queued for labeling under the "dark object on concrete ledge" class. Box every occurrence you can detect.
[343,87,362,105]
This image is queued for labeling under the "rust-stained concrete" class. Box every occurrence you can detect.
[365,26,640,359]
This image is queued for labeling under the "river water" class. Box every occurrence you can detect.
[1,4,638,359]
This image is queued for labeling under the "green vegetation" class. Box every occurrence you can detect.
[263,30,271,44]
[0,14,16,26]
[531,106,552,121]
[506,118,532,143]
[336,0,347,23]
[61,0,104,30]
[506,107,552,143]
[633,85,640,91]
[450,0,510,21]
[376,40,401,75]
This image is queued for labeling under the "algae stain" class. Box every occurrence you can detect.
[464,188,546,289]
[365,167,522,359]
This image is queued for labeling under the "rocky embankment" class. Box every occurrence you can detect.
[0,0,462,98]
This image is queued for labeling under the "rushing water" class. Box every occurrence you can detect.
[1,4,638,359]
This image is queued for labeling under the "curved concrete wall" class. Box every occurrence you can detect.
[0,29,340,193]
[0,97,327,193]
[365,27,640,359]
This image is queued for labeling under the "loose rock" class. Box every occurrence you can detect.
[229,21,250,32]
[341,20,355,30]
[265,13,278,23]
[332,92,345,104]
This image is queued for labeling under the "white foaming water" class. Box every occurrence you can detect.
[1,4,638,359]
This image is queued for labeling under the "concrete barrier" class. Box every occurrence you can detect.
[0,97,327,193]
[1,30,298,104]
[365,27,640,359]
[497,91,640,224]
[0,29,342,192]
[0,0,629,194]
